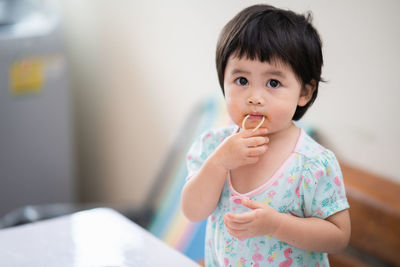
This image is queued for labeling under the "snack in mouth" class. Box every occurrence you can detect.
[241,114,265,131]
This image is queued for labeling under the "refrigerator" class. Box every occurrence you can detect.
[0,0,75,217]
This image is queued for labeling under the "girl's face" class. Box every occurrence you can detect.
[223,55,312,135]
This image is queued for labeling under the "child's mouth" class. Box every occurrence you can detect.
[247,114,264,120]
[242,114,265,131]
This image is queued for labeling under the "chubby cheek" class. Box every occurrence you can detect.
[225,96,243,126]
[269,102,297,129]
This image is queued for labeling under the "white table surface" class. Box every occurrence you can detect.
[0,208,200,266]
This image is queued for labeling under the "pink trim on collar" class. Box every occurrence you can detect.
[294,128,306,153]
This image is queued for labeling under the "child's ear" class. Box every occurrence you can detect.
[298,80,317,107]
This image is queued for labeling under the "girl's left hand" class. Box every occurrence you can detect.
[223,198,281,239]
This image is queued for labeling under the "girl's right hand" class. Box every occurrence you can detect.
[213,128,269,171]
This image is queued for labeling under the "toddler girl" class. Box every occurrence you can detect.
[181,4,350,267]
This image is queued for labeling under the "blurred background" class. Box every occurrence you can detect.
[64,0,399,207]
[0,0,399,261]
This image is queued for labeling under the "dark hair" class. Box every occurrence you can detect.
[216,4,324,120]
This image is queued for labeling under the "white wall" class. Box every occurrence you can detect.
[60,0,400,206]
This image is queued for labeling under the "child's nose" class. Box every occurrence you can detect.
[247,95,264,105]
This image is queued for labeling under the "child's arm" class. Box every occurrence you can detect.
[181,128,269,222]
[223,199,350,253]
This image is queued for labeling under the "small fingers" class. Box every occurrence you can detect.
[242,148,267,165]
[224,216,249,239]
[246,136,269,148]
[241,127,268,138]
[225,211,254,224]
[223,216,245,231]
[247,145,268,157]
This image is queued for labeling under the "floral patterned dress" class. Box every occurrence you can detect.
[186,125,349,267]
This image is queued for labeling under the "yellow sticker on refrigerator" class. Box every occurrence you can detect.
[9,58,44,96]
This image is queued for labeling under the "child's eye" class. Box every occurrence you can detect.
[235,77,248,86]
[267,79,280,88]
